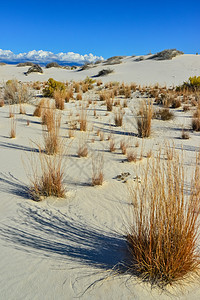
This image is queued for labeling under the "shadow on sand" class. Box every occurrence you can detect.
[0,203,133,275]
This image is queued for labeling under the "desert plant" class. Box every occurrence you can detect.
[4,80,32,104]
[28,149,65,201]
[53,89,65,110]
[114,109,124,127]
[181,128,190,139]
[109,139,115,152]
[137,101,153,137]
[42,107,62,155]
[106,97,113,111]
[33,99,46,117]
[76,93,82,100]
[77,134,88,157]
[127,151,200,287]
[79,106,87,131]
[154,108,174,121]
[92,152,104,185]
[126,149,137,162]
[10,117,16,138]
[43,78,66,97]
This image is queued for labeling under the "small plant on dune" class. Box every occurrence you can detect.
[154,108,174,121]
[33,99,46,117]
[53,89,65,110]
[10,117,16,138]
[92,152,104,186]
[137,101,153,137]
[43,78,66,97]
[126,149,137,162]
[19,104,26,114]
[181,128,190,139]
[120,139,129,155]
[77,134,88,157]
[76,93,82,100]
[192,109,200,131]
[28,149,66,201]
[42,106,62,155]
[127,150,200,287]
[79,105,87,131]
[106,97,113,111]
[114,109,124,127]
[109,138,115,152]
[4,80,32,104]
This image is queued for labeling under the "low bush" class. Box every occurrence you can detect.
[43,78,66,97]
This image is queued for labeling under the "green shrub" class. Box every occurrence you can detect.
[177,76,200,91]
[43,78,66,97]
[189,76,200,87]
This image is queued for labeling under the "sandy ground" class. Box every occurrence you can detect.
[0,54,200,299]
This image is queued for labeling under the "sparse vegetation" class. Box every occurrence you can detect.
[137,101,153,137]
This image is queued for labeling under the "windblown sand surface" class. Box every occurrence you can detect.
[0,54,200,299]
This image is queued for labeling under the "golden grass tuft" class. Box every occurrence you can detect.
[42,106,62,155]
[33,99,46,117]
[53,90,65,110]
[137,101,153,137]
[127,151,200,287]
[92,152,104,186]
[10,117,16,138]
[28,149,65,201]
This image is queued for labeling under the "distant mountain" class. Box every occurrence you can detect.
[0,49,104,66]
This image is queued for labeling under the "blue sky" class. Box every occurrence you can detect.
[1,0,199,58]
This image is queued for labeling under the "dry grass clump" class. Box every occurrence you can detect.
[32,81,41,90]
[114,109,124,126]
[127,151,200,287]
[77,137,88,157]
[74,82,80,93]
[106,97,113,111]
[53,90,65,110]
[19,104,26,115]
[137,101,153,137]
[33,99,46,117]
[92,152,104,186]
[126,149,137,162]
[192,109,200,131]
[109,139,115,152]
[4,80,32,104]
[181,128,190,139]
[42,107,62,155]
[76,93,82,100]
[28,150,65,201]
[10,117,16,138]
[79,106,87,131]
[154,108,174,121]
[171,98,181,108]
[120,139,129,155]
[183,105,190,112]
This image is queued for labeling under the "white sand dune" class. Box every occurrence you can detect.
[0,54,200,299]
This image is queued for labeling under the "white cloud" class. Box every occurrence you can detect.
[0,49,104,65]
